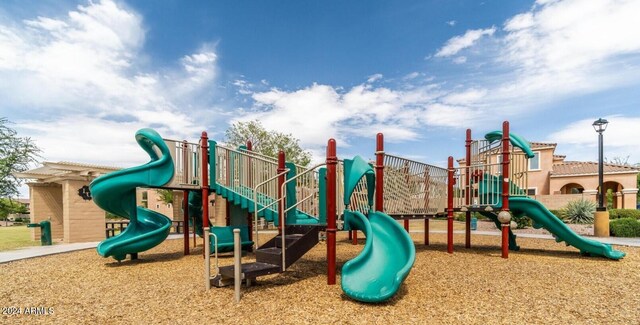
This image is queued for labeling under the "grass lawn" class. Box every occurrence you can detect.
[0,225,39,251]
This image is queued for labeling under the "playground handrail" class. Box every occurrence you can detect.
[252,169,290,250]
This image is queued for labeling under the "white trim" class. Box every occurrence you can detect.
[621,188,639,194]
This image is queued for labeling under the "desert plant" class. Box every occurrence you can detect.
[609,218,640,237]
[563,199,596,224]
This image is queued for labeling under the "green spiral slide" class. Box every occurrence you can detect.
[341,209,416,302]
[91,128,174,261]
[340,156,416,303]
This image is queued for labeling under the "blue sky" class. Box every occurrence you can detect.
[2,0,640,197]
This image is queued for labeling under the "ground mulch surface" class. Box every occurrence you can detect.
[1,232,638,324]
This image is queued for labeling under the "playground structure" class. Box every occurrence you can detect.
[89,120,625,303]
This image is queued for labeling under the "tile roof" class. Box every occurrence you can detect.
[528,142,557,149]
[551,161,639,176]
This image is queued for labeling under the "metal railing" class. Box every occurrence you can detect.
[163,139,201,189]
[383,154,448,215]
[252,169,289,249]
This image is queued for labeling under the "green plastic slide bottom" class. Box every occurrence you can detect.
[341,210,416,302]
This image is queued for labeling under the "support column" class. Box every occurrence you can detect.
[500,121,511,259]
[201,132,210,244]
[447,156,454,254]
[375,133,384,212]
[465,129,472,248]
[246,140,253,242]
[277,151,286,235]
[424,219,429,245]
[326,139,337,285]
[183,190,189,255]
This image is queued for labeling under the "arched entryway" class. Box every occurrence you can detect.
[602,181,623,209]
[560,182,585,194]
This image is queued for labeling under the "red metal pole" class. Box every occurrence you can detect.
[465,129,472,248]
[183,190,189,255]
[201,132,210,253]
[447,156,454,254]
[424,219,429,245]
[201,132,210,228]
[375,133,384,212]
[182,140,190,255]
[501,121,510,259]
[246,140,253,242]
[326,139,337,285]
[277,151,286,235]
[352,230,357,245]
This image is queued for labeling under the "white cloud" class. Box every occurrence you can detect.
[366,73,383,83]
[446,20,456,26]
[435,27,496,57]
[0,0,216,167]
[452,56,467,64]
[546,115,640,163]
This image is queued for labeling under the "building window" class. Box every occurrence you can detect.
[529,152,540,170]
[527,188,537,195]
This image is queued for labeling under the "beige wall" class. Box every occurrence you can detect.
[532,193,597,210]
[528,148,554,195]
[62,180,105,243]
[28,183,63,241]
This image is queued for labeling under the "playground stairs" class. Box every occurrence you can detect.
[212,225,320,287]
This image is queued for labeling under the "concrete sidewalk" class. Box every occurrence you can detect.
[1,231,638,264]
[0,234,184,264]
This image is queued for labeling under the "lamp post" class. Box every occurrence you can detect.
[592,118,609,210]
[592,118,609,236]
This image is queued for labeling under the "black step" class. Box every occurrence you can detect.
[256,225,319,268]
[218,262,281,279]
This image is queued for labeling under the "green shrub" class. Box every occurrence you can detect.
[549,209,565,219]
[609,218,640,237]
[609,209,640,220]
[512,214,531,229]
[563,199,596,224]
[453,212,466,222]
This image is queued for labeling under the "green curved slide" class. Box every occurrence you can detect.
[91,129,174,261]
[509,197,625,259]
[341,209,416,303]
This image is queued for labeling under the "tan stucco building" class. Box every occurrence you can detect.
[15,162,120,243]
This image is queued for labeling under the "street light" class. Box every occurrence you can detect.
[592,118,609,211]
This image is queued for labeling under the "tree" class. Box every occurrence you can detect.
[225,120,312,166]
[0,117,41,199]
[156,189,174,206]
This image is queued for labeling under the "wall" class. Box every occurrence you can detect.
[28,183,63,241]
[531,193,596,210]
[62,180,105,243]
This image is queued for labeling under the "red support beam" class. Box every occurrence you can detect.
[424,219,429,245]
[501,121,510,259]
[465,129,472,248]
[326,139,337,285]
[351,230,357,245]
[277,151,286,235]
[447,156,454,254]
[375,133,384,212]
[183,190,189,255]
[246,140,253,242]
[201,131,210,241]
[182,140,190,255]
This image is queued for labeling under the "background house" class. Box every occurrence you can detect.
[482,142,638,210]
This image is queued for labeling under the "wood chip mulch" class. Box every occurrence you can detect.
[1,232,638,324]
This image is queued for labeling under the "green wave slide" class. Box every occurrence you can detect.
[91,129,174,261]
[341,209,416,303]
[509,197,625,259]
